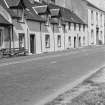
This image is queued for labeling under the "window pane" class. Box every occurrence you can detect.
[19,34,25,48]
[91,11,94,25]
[83,36,85,45]
[57,35,61,47]
[68,36,71,46]
[45,35,50,48]
[91,30,94,44]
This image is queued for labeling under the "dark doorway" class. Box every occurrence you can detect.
[30,34,35,54]
[74,37,76,48]
[96,28,99,45]
[79,37,81,47]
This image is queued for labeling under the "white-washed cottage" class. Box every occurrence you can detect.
[0,0,88,55]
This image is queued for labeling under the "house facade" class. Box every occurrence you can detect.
[0,5,13,50]
[0,0,88,55]
[64,0,105,45]
[87,2,105,45]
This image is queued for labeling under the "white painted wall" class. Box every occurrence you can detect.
[88,7,105,45]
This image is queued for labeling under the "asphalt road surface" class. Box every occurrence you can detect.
[0,46,105,105]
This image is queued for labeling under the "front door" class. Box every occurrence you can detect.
[79,37,81,47]
[74,37,76,48]
[30,34,35,54]
[96,28,99,45]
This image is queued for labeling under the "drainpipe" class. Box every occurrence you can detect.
[9,26,11,50]
[77,33,79,48]
[12,25,14,49]
[64,25,66,49]
[53,24,55,52]
[40,22,42,52]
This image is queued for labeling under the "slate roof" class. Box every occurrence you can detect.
[33,5,50,15]
[48,4,86,24]
[0,14,12,26]
[0,0,17,18]
[30,1,86,24]
[23,0,45,22]
[0,0,45,22]
[24,8,44,22]
[0,0,86,24]
[4,0,20,7]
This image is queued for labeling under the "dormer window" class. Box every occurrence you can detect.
[39,0,55,4]
[50,8,61,27]
[33,5,51,26]
[9,0,26,22]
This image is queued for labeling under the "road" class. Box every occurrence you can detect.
[0,46,105,105]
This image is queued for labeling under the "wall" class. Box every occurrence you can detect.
[88,6,105,45]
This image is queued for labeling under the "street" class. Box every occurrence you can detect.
[0,46,105,105]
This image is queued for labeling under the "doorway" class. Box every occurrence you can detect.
[79,37,81,47]
[30,34,36,54]
[96,28,99,45]
[74,37,76,48]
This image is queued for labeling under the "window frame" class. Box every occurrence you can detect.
[68,22,71,30]
[79,24,81,31]
[57,35,61,47]
[45,34,50,48]
[100,14,102,27]
[68,36,71,46]
[19,33,25,49]
[74,23,76,30]
[91,10,94,25]
[91,30,94,44]
[83,36,85,45]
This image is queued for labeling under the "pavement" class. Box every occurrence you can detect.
[0,45,105,105]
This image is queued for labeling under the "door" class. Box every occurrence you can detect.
[79,37,81,47]
[30,34,35,54]
[74,37,76,48]
[96,28,99,45]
